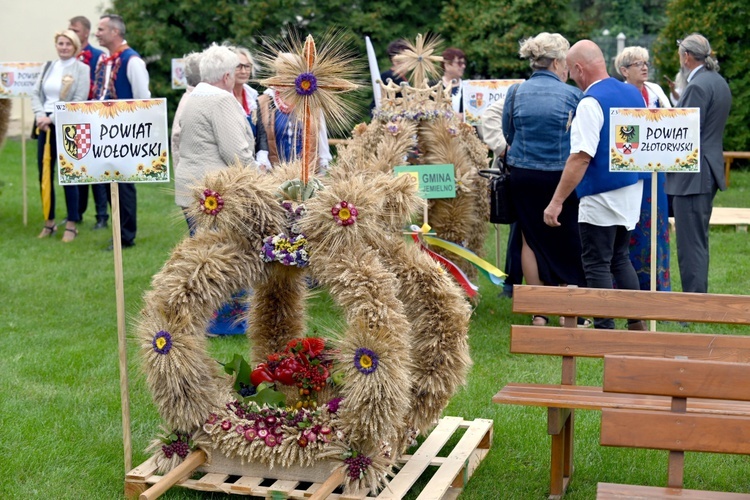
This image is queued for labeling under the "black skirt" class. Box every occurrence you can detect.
[509,166,586,286]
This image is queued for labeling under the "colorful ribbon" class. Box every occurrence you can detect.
[410,224,507,296]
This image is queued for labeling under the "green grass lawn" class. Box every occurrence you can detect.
[0,137,749,499]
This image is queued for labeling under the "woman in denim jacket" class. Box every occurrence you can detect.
[502,33,588,326]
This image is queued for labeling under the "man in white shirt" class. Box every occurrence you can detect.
[544,40,646,330]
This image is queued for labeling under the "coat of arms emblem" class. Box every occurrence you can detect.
[62,123,92,160]
[615,124,640,154]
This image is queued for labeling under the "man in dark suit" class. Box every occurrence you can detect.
[666,33,732,293]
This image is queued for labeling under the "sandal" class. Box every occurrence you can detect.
[37,224,57,238]
[532,315,549,326]
[62,227,78,243]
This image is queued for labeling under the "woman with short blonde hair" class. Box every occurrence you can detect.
[501,33,588,326]
[615,46,670,109]
[519,32,570,70]
[30,30,90,241]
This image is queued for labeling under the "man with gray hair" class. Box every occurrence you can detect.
[171,50,202,196]
[666,33,731,293]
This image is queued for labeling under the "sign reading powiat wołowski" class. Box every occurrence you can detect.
[171,58,187,90]
[0,62,45,98]
[609,107,701,173]
[461,79,525,127]
[53,99,170,185]
[393,164,456,199]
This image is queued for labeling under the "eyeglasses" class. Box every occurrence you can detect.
[236,64,252,71]
[626,61,649,69]
[449,59,466,66]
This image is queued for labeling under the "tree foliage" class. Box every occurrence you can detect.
[652,0,750,150]
[111,0,749,149]
[571,0,668,38]
[111,0,443,124]
[441,0,583,79]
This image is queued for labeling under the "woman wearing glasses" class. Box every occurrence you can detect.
[229,45,270,170]
[438,47,467,117]
[616,47,671,109]
[615,46,671,291]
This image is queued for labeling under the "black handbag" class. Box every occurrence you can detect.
[480,157,516,224]
[479,83,519,224]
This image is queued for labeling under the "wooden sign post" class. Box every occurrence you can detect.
[55,97,170,473]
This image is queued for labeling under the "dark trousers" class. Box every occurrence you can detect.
[36,124,80,222]
[503,222,524,295]
[78,184,110,222]
[579,222,640,329]
[105,183,137,245]
[672,188,717,293]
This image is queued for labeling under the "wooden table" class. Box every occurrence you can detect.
[723,151,750,186]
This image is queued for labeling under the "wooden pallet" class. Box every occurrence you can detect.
[125,416,493,499]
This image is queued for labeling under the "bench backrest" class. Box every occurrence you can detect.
[510,327,750,361]
[601,355,750,488]
[512,285,750,325]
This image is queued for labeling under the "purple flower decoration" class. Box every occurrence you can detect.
[295,72,318,96]
[260,233,309,267]
[152,330,173,355]
[354,347,378,375]
[326,397,343,414]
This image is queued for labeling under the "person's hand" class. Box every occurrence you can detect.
[543,201,563,227]
[36,116,52,132]
[665,75,675,91]
[256,150,272,173]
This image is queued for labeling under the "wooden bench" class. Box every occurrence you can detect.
[492,285,750,499]
[723,151,750,187]
[597,355,750,499]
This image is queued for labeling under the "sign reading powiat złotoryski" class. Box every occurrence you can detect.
[609,107,700,173]
[54,98,170,185]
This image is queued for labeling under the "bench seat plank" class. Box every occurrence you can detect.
[597,482,750,499]
[493,384,750,416]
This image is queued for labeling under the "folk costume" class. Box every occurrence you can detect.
[92,42,150,247]
[257,88,331,172]
[77,42,108,225]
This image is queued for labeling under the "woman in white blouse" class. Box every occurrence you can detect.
[31,29,90,241]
